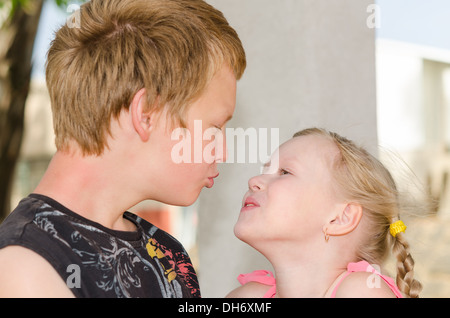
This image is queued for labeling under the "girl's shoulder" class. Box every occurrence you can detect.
[226,269,276,298]
[332,261,402,298]
[333,271,398,298]
[226,281,274,298]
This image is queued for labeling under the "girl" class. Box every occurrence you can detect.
[228,128,422,298]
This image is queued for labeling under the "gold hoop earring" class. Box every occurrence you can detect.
[324,229,330,242]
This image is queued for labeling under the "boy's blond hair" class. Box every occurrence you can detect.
[46,0,246,155]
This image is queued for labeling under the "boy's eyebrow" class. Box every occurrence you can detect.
[219,114,233,127]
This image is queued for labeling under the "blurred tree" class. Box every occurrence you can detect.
[0,0,71,222]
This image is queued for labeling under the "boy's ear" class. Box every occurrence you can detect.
[323,203,363,237]
[130,88,154,142]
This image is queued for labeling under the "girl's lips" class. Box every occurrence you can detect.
[241,196,260,212]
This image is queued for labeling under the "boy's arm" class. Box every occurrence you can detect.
[0,246,75,297]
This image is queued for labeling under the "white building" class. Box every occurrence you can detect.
[377,39,450,219]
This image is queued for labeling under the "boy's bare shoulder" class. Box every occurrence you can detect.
[226,282,273,298]
[0,245,74,297]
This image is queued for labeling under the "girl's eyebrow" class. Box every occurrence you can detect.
[260,160,274,174]
[261,159,281,173]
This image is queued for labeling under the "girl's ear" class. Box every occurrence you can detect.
[323,203,363,237]
[130,88,155,142]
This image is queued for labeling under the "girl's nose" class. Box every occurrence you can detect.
[248,174,265,192]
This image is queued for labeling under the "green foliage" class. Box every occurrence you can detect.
[0,0,74,12]
[0,0,25,11]
[0,0,85,28]
[0,0,33,10]
[55,0,70,7]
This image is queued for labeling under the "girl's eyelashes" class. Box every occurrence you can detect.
[260,162,292,175]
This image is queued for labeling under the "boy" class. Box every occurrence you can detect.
[0,0,245,297]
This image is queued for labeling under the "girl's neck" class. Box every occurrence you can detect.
[264,242,355,298]
[272,262,346,298]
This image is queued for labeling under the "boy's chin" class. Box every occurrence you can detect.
[159,192,200,207]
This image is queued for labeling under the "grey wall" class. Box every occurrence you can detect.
[197,0,377,297]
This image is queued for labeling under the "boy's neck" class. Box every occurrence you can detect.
[33,149,139,232]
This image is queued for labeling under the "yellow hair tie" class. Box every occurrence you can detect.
[390,220,407,238]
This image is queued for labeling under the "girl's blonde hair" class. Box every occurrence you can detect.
[293,128,422,298]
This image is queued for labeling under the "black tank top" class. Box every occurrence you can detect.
[0,194,200,298]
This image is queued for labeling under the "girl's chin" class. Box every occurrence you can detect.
[233,224,257,245]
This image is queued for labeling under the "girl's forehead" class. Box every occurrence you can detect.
[280,135,338,158]
[262,135,339,171]
[270,135,340,174]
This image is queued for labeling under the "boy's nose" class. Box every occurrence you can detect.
[214,129,227,163]
[221,133,228,163]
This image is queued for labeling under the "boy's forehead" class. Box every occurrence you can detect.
[186,66,237,121]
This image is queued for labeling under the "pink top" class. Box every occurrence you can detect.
[237,261,403,298]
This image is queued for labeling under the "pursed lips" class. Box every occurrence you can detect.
[207,173,219,188]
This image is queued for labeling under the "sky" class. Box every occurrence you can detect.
[31,0,450,79]
[376,0,450,50]
[32,0,72,79]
